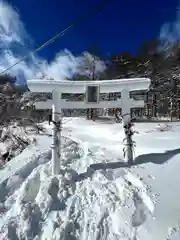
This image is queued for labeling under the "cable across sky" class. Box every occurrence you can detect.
[0,0,114,76]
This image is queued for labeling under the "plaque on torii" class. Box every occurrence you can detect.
[27,78,150,175]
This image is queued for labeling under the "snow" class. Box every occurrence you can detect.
[27,78,150,93]
[0,117,180,239]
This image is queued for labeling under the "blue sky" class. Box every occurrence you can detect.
[0,0,178,81]
[7,0,178,60]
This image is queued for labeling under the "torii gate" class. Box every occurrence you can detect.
[27,78,150,175]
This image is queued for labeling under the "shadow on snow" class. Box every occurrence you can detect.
[72,148,180,182]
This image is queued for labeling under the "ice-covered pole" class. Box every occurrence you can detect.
[122,113,134,165]
[51,90,62,175]
[121,89,135,166]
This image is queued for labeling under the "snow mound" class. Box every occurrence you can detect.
[0,133,154,240]
[155,124,172,132]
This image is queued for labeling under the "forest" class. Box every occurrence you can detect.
[73,39,180,120]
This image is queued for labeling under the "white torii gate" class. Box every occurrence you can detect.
[27,78,150,175]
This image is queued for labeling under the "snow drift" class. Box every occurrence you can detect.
[0,118,180,239]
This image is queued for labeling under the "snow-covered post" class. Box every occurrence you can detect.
[51,91,62,175]
[121,89,135,166]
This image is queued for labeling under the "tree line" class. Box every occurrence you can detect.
[2,39,180,121]
[73,40,180,120]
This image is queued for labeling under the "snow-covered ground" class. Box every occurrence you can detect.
[0,117,180,240]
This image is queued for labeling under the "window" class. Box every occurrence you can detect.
[86,85,99,103]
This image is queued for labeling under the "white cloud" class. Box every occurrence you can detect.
[159,2,180,44]
[0,0,26,44]
[0,1,106,82]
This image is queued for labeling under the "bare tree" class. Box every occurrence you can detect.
[75,51,106,120]
[0,75,46,165]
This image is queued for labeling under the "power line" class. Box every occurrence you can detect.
[0,0,114,75]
